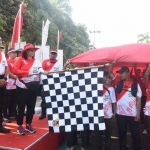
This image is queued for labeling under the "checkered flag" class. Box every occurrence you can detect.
[42,67,105,132]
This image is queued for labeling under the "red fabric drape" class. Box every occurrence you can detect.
[69,43,150,66]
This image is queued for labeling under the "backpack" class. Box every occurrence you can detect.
[116,80,137,97]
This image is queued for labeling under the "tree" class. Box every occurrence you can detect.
[0,0,33,52]
[0,0,90,62]
[137,32,150,43]
[50,0,72,15]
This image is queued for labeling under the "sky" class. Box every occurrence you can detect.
[69,0,150,48]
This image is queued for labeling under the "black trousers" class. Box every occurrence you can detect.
[4,89,16,118]
[67,130,87,149]
[94,118,112,150]
[140,96,146,122]
[0,86,5,126]
[16,86,38,125]
[116,114,141,150]
[145,115,150,150]
[40,87,46,115]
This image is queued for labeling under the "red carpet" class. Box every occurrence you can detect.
[0,115,67,150]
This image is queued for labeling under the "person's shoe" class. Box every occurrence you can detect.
[3,117,11,123]
[66,146,74,150]
[81,147,87,150]
[39,114,46,120]
[25,124,36,133]
[0,126,10,133]
[17,126,26,135]
[143,129,147,135]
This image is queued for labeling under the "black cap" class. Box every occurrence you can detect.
[116,66,129,73]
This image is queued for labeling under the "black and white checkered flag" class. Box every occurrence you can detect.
[42,67,105,132]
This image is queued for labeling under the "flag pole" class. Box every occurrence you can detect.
[41,20,45,61]
[18,3,22,48]
[56,31,60,51]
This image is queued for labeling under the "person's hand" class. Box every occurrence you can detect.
[65,60,70,65]
[112,60,116,64]
[28,73,33,77]
[135,114,140,121]
[0,79,6,87]
[43,71,49,75]
[13,75,17,80]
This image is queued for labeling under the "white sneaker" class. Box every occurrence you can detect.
[66,146,74,150]
[143,129,147,135]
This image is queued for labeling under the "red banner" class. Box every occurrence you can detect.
[11,4,25,48]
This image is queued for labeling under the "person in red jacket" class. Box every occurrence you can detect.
[3,48,18,122]
[13,43,48,135]
[39,50,62,119]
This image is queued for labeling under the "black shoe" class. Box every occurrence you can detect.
[0,126,10,133]
[17,126,26,135]
[39,114,46,120]
[25,124,36,133]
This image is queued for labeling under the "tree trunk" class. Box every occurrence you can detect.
[4,43,9,56]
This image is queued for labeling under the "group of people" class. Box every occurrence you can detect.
[66,64,150,150]
[1,38,150,150]
[0,39,64,135]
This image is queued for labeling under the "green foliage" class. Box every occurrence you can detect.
[137,32,150,43]
[0,0,90,62]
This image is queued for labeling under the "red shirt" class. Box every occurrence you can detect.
[13,57,35,77]
[7,59,15,73]
[42,59,57,71]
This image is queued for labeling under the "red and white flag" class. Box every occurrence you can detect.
[59,32,63,39]
[11,4,25,48]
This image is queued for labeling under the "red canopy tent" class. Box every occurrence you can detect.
[69,43,150,66]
